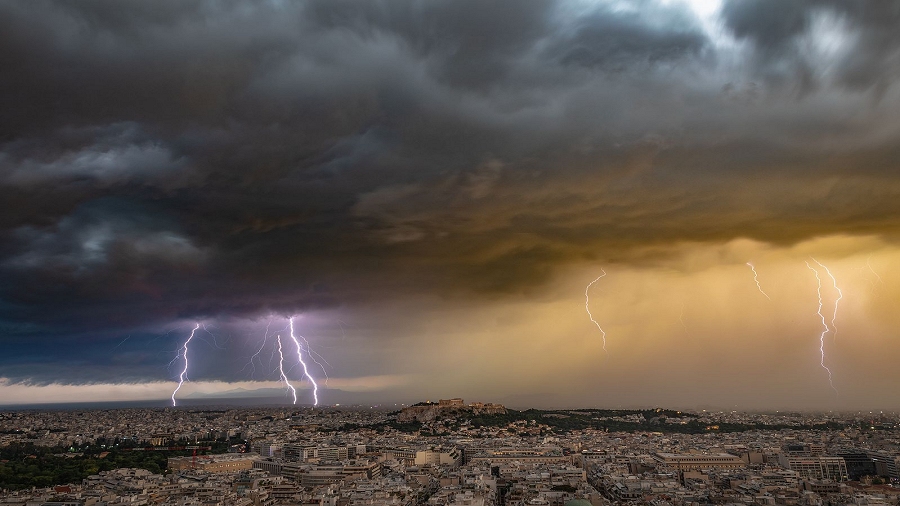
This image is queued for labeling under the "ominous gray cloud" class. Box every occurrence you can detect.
[1,0,900,394]
[555,2,708,70]
[721,0,900,93]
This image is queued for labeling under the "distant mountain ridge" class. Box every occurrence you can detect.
[183,387,292,399]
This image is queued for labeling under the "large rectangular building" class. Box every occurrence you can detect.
[777,455,848,481]
[282,459,382,487]
[653,453,747,471]
[868,451,900,481]
[469,449,572,466]
[415,446,462,467]
[167,454,257,473]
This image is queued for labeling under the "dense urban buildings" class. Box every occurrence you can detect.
[2,400,900,505]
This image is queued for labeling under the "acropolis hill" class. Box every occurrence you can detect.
[396,398,507,422]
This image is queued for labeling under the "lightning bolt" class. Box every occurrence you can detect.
[149,327,179,347]
[867,257,884,285]
[113,334,131,349]
[242,318,272,379]
[746,262,771,300]
[585,269,608,353]
[288,316,319,406]
[201,324,227,349]
[171,323,200,406]
[812,258,842,341]
[292,330,330,383]
[275,335,297,404]
[805,262,837,394]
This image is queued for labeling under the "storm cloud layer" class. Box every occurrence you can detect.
[2,1,900,406]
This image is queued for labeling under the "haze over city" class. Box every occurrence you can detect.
[2,0,900,410]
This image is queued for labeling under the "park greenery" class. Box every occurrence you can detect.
[0,439,233,491]
[463,408,849,434]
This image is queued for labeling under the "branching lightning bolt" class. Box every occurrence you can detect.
[242,318,272,379]
[585,269,608,353]
[805,262,837,394]
[292,330,330,383]
[201,324,227,349]
[171,323,200,406]
[288,317,319,405]
[275,335,297,404]
[162,315,330,406]
[746,262,771,300]
[812,258,842,341]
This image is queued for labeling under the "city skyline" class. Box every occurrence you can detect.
[2,1,900,409]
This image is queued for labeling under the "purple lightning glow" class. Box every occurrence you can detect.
[288,325,330,383]
[288,317,319,405]
[162,316,328,406]
[812,258,842,340]
[171,323,200,406]
[275,335,298,404]
[805,261,837,394]
[585,269,608,353]
[746,262,771,300]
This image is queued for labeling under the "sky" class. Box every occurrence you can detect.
[2,0,900,410]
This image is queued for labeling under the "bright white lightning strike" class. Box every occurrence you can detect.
[275,335,297,404]
[585,269,608,353]
[805,262,837,394]
[171,323,200,406]
[288,317,319,406]
[292,330,330,383]
[746,262,771,300]
[812,258,842,340]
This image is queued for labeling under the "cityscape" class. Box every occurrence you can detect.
[2,400,900,505]
[3,0,900,505]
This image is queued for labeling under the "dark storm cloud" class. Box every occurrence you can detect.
[721,0,813,53]
[1,0,900,384]
[721,0,900,92]
[302,0,556,90]
[555,2,708,70]
[0,123,189,188]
